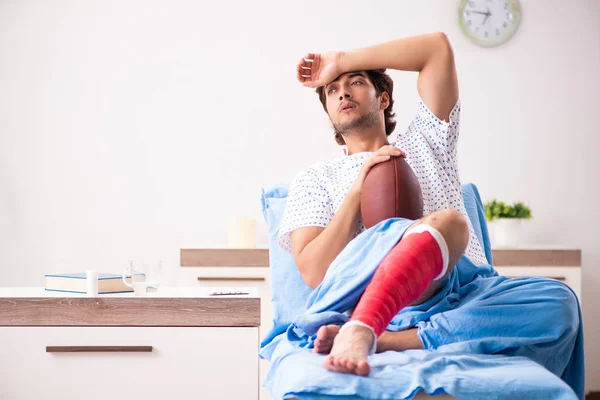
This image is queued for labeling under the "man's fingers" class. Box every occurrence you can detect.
[362,156,387,173]
[298,58,311,75]
[301,57,313,69]
[377,146,405,158]
[358,156,389,182]
[297,53,321,86]
[301,56,313,72]
[375,155,391,163]
[297,68,310,83]
[297,58,312,83]
[296,65,306,82]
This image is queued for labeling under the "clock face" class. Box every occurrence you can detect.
[458,0,521,47]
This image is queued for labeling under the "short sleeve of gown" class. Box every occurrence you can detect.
[277,167,333,254]
[413,95,461,161]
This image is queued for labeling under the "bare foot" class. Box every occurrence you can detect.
[313,324,341,354]
[323,324,374,376]
[314,326,423,355]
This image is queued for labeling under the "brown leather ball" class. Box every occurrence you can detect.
[360,156,423,229]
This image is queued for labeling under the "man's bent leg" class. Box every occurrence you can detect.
[322,210,469,375]
[407,209,470,305]
[417,277,580,378]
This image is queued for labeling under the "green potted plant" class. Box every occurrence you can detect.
[484,199,532,247]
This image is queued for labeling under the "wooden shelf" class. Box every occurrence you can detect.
[181,249,269,267]
[180,248,581,268]
[0,296,260,327]
[491,249,580,267]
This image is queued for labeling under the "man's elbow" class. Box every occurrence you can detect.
[294,254,323,289]
[434,32,454,57]
[302,275,321,290]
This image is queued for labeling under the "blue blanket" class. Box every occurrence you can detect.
[259,218,584,400]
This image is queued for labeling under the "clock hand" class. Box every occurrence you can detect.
[482,7,492,25]
[482,13,490,25]
[471,10,489,15]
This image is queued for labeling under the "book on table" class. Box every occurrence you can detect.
[45,273,133,294]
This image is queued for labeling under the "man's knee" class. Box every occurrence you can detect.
[513,278,580,342]
[541,279,580,335]
[420,209,469,254]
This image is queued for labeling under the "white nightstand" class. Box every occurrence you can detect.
[491,247,582,302]
[0,287,260,400]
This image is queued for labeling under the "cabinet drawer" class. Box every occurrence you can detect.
[0,327,259,400]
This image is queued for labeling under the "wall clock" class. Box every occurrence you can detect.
[458,0,521,47]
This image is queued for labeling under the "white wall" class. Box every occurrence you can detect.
[1,0,598,391]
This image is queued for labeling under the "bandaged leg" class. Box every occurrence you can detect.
[342,224,449,354]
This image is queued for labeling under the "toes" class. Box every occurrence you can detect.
[314,339,332,354]
[356,360,371,377]
[317,326,329,340]
[317,324,341,341]
[345,359,356,370]
[336,360,351,373]
[333,357,353,373]
[324,355,369,376]
[313,338,321,352]
[325,356,347,373]
[327,325,341,338]
[324,355,336,371]
[312,344,319,353]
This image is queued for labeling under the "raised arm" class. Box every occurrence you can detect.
[297,32,458,122]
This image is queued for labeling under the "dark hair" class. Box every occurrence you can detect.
[316,69,396,145]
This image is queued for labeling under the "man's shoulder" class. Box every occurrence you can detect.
[295,160,327,179]
[290,161,328,190]
[295,154,350,178]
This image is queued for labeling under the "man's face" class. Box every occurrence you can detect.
[324,71,386,134]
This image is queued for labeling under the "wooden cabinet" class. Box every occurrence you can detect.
[0,327,258,399]
[0,287,260,400]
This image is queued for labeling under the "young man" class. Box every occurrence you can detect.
[277,33,578,378]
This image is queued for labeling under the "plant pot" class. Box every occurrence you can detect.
[490,218,523,248]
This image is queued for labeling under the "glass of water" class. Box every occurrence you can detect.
[122,260,162,295]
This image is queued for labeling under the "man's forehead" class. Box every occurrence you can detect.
[325,71,368,88]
